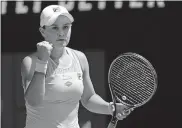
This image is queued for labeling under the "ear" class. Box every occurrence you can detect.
[67,27,72,43]
[39,27,47,38]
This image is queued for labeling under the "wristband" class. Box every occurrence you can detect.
[108,102,115,115]
[35,59,48,74]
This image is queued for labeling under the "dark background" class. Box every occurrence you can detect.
[1,1,181,128]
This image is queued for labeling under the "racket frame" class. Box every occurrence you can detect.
[108,52,158,112]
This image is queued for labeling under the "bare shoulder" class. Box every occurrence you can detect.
[22,52,37,67]
[21,52,38,80]
[67,47,87,61]
[70,48,87,60]
[68,47,89,71]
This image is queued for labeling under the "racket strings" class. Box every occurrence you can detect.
[126,56,152,70]
[113,84,141,104]
[122,56,155,79]
[109,56,156,105]
[112,76,152,100]
[111,74,152,105]
[114,58,147,80]
[112,79,148,105]
[113,70,154,95]
[118,59,151,81]
[112,77,149,104]
[112,62,154,94]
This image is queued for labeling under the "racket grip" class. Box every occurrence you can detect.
[107,122,118,128]
[107,116,118,128]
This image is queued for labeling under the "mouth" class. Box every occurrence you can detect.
[54,40,67,47]
[57,39,66,41]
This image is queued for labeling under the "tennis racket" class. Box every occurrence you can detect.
[107,52,157,128]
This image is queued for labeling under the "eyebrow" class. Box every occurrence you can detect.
[64,23,72,26]
[51,23,72,26]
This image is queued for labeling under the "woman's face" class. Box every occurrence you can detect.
[40,15,72,48]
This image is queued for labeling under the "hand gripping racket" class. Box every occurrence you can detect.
[107,52,157,128]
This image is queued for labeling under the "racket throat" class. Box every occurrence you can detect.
[110,116,118,126]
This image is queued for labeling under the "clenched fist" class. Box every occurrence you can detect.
[36,41,53,62]
[109,102,134,120]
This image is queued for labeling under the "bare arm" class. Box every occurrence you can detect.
[75,50,111,115]
[21,55,46,107]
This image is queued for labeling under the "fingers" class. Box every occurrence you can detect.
[114,103,134,120]
[130,108,134,111]
[116,113,126,120]
[122,109,131,116]
[124,108,135,115]
[37,41,53,50]
[36,41,53,61]
[42,41,53,48]
[42,41,49,44]
[116,109,132,120]
[37,41,50,46]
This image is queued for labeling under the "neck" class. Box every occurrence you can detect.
[50,47,66,61]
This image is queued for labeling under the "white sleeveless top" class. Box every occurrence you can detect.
[24,47,84,128]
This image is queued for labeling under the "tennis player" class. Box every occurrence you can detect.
[21,5,132,128]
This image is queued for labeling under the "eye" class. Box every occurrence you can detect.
[63,26,69,29]
[52,26,58,30]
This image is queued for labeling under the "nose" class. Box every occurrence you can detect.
[57,29,65,37]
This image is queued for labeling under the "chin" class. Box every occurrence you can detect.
[54,42,68,47]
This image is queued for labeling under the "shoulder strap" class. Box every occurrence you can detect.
[65,47,83,73]
[65,47,74,58]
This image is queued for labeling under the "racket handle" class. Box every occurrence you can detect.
[107,121,118,128]
[107,116,118,128]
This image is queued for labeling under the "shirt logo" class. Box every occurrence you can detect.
[77,73,83,80]
[64,81,72,87]
[53,7,61,12]
[62,74,72,80]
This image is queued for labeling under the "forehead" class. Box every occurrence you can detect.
[53,15,72,26]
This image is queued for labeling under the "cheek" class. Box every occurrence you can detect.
[67,28,71,38]
[46,33,58,42]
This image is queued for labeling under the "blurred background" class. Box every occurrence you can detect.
[1,1,181,128]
